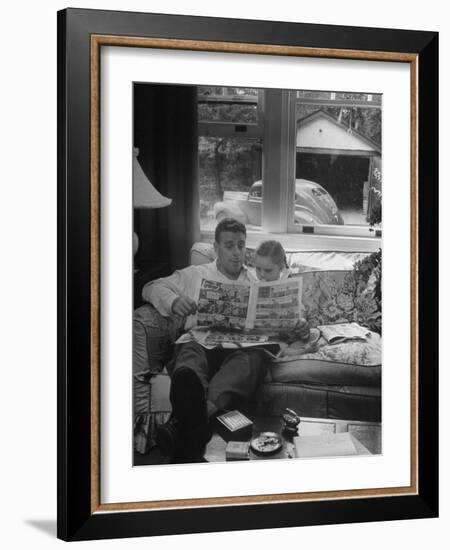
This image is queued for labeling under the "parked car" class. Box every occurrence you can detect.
[213,179,344,226]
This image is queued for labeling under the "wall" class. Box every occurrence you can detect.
[0,1,447,549]
[297,114,378,152]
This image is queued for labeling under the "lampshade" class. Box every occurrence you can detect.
[133,150,172,256]
[133,152,172,209]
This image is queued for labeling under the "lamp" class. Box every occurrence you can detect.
[133,148,172,254]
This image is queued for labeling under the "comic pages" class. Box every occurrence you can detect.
[189,277,302,343]
[249,278,303,332]
[196,279,250,331]
[173,277,302,354]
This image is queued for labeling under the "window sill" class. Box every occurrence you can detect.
[199,229,381,253]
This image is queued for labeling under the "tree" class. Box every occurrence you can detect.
[295,93,382,148]
[199,136,262,201]
[198,93,262,202]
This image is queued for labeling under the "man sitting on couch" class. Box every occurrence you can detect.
[142,218,268,463]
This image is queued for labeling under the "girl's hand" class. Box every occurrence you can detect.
[277,318,310,344]
[297,318,310,340]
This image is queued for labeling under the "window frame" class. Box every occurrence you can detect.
[198,87,382,249]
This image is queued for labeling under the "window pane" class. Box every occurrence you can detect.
[199,86,259,98]
[199,137,263,232]
[198,87,259,124]
[296,90,382,107]
[295,92,382,228]
[198,103,258,124]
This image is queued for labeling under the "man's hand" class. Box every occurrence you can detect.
[171,296,197,317]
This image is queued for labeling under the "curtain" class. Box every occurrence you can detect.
[133,83,199,273]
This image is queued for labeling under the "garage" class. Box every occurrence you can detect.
[296,110,381,225]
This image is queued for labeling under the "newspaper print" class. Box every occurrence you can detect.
[203,332,271,345]
[252,279,303,331]
[196,279,250,330]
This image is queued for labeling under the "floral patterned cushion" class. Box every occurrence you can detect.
[274,332,381,366]
[133,305,184,454]
[297,270,380,333]
[270,332,381,388]
[300,336,381,365]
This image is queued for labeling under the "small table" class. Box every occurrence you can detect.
[204,415,381,463]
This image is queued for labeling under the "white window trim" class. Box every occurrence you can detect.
[199,229,381,253]
[198,90,264,138]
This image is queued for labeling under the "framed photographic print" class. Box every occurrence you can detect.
[57,8,438,541]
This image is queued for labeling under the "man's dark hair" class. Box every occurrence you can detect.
[214,218,247,243]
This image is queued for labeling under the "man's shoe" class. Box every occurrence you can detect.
[155,416,184,458]
[171,367,212,447]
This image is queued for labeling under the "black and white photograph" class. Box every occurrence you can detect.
[132,84,383,466]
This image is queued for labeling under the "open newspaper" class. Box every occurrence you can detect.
[175,277,303,354]
[317,322,370,344]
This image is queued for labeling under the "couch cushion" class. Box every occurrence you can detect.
[134,370,172,454]
[295,270,380,330]
[270,358,381,387]
[270,334,381,387]
[287,251,370,272]
[133,304,182,454]
[134,303,184,374]
[190,242,370,271]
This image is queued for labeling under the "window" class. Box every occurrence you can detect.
[293,90,382,234]
[198,135,263,232]
[198,88,264,232]
[198,87,262,134]
[198,86,382,245]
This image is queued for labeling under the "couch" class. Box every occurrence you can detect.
[133,242,382,454]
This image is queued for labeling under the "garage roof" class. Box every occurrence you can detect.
[297,110,381,155]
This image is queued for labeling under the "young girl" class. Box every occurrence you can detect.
[254,240,315,348]
[254,240,289,282]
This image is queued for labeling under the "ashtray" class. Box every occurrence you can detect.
[250,432,283,455]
